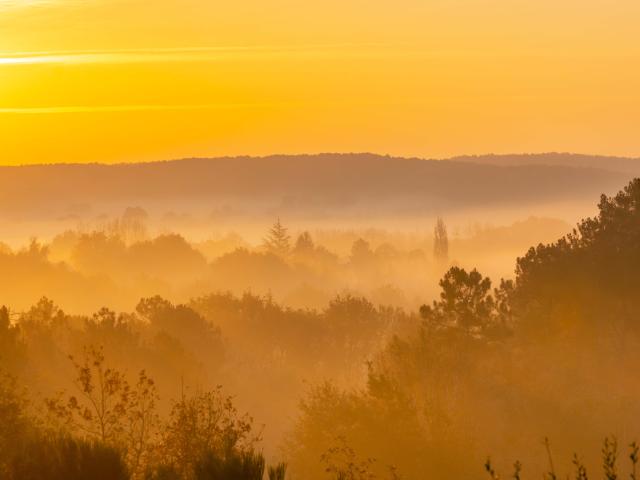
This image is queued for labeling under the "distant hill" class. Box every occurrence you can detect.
[449,153,640,175]
[0,153,632,219]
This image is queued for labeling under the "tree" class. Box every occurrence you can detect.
[135,296,224,368]
[101,207,149,245]
[45,346,158,479]
[0,372,33,477]
[156,387,259,480]
[350,238,374,267]
[321,436,377,480]
[0,306,24,374]
[120,206,149,244]
[7,435,129,480]
[294,231,315,255]
[433,217,449,263]
[419,266,509,334]
[194,449,266,480]
[263,219,291,257]
[512,178,640,333]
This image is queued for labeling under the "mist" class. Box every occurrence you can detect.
[2,155,640,479]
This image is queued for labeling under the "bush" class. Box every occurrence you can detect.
[7,434,129,480]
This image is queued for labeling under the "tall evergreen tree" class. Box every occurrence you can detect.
[263,218,291,257]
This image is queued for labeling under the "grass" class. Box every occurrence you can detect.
[486,437,640,480]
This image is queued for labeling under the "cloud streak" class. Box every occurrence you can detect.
[0,44,404,66]
[0,102,292,114]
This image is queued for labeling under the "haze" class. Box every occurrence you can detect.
[3,2,640,480]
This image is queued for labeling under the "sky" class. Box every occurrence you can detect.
[1,0,640,164]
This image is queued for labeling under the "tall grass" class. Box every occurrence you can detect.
[486,437,640,480]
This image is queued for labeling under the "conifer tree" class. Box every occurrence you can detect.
[263,218,291,257]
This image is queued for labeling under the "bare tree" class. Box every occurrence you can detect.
[45,345,159,479]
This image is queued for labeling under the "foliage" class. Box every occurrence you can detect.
[264,219,291,257]
[419,266,511,335]
[0,306,25,373]
[7,434,129,480]
[156,387,259,479]
[294,231,315,255]
[45,345,159,478]
[321,436,400,480]
[193,448,265,480]
[513,178,640,333]
[5,179,640,480]
[0,372,34,476]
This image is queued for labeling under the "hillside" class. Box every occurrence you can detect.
[449,152,640,174]
[0,153,631,218]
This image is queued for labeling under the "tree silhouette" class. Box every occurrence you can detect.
[294,231,315,255]
[420,267,498,332]
[8,435,129,480]
[263,218,291,257]
[350,238,374,267]
[433,217,449,263]
[513,177,640,332]
[45,345,159,478]
[156,387,258,479]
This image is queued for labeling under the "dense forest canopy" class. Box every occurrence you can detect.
[0,214,570,313]
[2,178,640,479]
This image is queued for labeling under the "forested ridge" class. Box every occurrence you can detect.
[0,153,629,217]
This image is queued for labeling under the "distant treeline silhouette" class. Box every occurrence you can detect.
[0,213,568,313]
[0,153,628,217]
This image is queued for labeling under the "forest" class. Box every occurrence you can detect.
[2,177,640,479]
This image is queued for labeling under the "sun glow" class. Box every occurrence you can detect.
[1,0,640,164]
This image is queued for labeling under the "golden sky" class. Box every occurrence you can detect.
[1,0,639,164]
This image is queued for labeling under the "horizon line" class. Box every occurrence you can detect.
[1,151,638,168]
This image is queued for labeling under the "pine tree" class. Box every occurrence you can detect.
[433,216,449,263]
[263,218,291,257]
